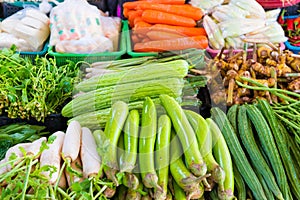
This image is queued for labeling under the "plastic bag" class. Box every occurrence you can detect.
[100,16,121,51]
[0,7,50,51]
[219,18,265,38]
[230,0,266,19]
[49,0,112,53]
[203,15,225,50]
[244,22,287,44]
[0,33,35,51]
[55,35,113,54]
[189,0,224,14]
[212,4,250,22]
[265,9,281,24]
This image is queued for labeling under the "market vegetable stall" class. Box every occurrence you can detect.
[0,0,299,199]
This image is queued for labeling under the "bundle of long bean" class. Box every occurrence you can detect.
[236,76,300,146]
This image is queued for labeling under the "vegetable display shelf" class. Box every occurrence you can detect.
[48,20,127,66]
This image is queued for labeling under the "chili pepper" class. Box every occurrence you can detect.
[291,40,300,46]
[294,16,300,35]
[286,18,295,37]
[292,43,300,46]
[294,17,300,27]
[278,9,286,25]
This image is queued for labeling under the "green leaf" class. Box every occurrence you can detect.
[0,140,13,160]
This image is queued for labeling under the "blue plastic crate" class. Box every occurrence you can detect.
[284,41,300,54]
[19,42,49,62]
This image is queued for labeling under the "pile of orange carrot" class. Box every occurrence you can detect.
[123,0,208,52]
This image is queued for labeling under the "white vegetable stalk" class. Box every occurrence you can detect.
[62,121,82,162]
[81,127,101,178]
[40,131,65,184]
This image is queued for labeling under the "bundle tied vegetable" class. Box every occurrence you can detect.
[0,46,79,121]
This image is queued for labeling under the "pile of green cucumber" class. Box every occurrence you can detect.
[212,99,300,200]
[91,94,235,200]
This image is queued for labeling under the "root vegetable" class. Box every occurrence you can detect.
[58,170,67,190]
[62,121,82,162]
[40,131,65,184]
[65,157,84,186]
[142,10,196,27]
[80,127,101,178]
[150,24,206,37]
[134,36,208,52]
[0,159,8,175]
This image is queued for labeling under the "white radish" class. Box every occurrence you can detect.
[5,143,31,160]
[80,127,101,178]
[26,137,47,157]
[62,121,82,162]
[58,170,68,190]
[0,159,8,175]
[40,131,65,184]
[65,156,84,186]
[5,143,32,171]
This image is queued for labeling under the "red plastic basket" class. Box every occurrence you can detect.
[256,0,300,9]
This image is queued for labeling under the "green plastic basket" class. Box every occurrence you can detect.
[19,42,49,62]
[124,20,158,58]
[48,20,127,66]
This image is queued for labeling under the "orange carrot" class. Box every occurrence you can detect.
[150,24,207,37]
[123,7,129,18]
[142,10,196,27]
[146,30,185,41]
[137,33,146,39]
[136,3,203,20]
[133,21,152,34]
[137,0,185,5]
[123,1,150,10]
[131,33,141,44]
[128,10,144,27]
[134,35,208,52]
[142,37,151,43]
[133,16,144,26]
